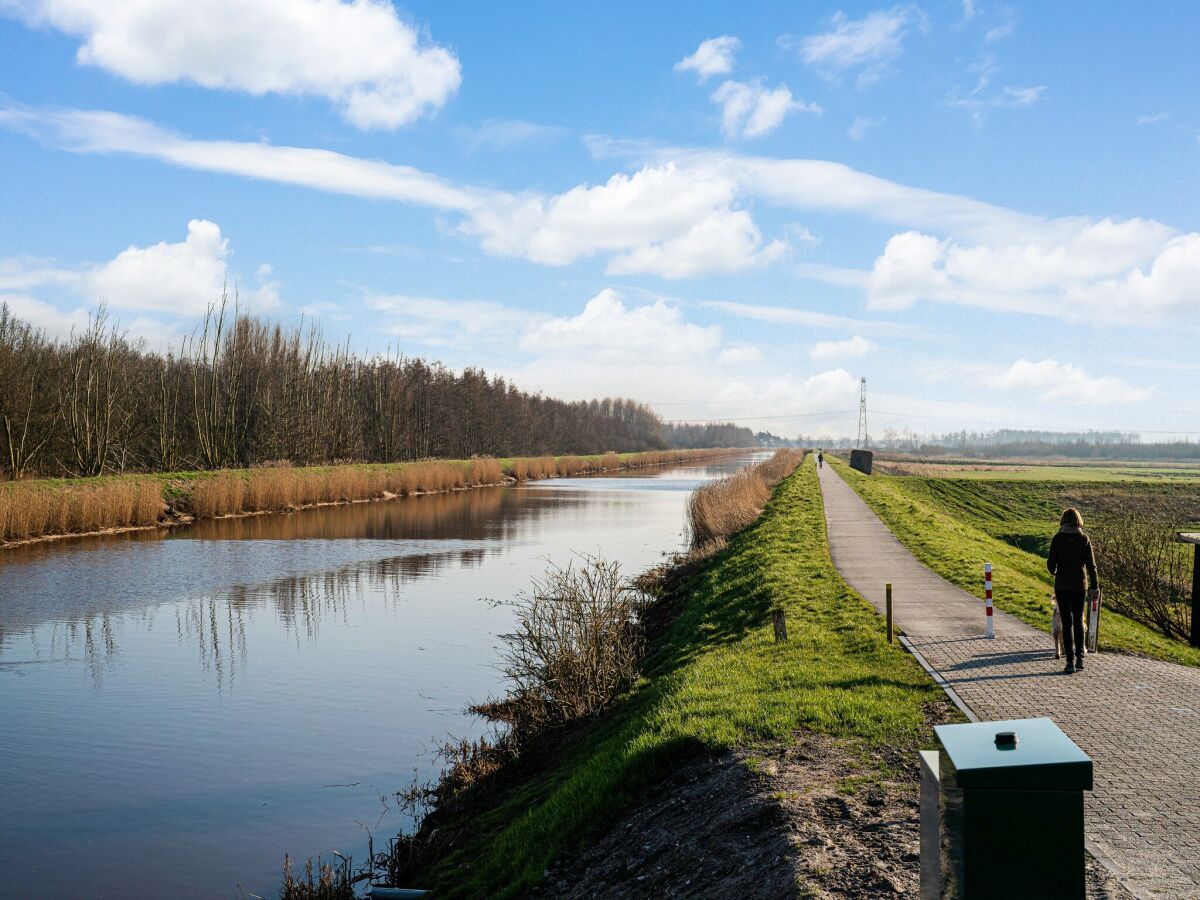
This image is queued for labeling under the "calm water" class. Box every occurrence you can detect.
[0,453,762,898]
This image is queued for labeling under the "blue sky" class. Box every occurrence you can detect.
[1,1,1198,440]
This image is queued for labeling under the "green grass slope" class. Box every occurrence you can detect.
[425,455,949,897]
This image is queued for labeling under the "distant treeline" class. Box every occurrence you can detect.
[0,301,753,479]
[915,439,1200,461]
[663,421,757,449]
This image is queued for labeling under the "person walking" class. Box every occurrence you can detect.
[817,450,824,469]
[1047,508,1100,674]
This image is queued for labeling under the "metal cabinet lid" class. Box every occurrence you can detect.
[934,717,1093,791]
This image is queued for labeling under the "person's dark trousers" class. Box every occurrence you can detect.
[1059,589,1087,660]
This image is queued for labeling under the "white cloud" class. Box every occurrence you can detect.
[947,57,1044,118]
[6,104,1197,320]
[88,219,232,314]
[711,80,821,138]
[810,335,876,362]
[1137,112,1169,126]
[719,345,762,365]
[791,6,926,86]
[675,36,740,82]
[464,161,786,278]
[1,220,277,341]
[985,23,1014,41]
[864,220,1196,323]
[459,119,571,151]
[367,293,536,345]
[2,0,460,129]
[983,359,1150,404]
[520,289,720,362]
[847,115,885,140]
[0,292,91,338]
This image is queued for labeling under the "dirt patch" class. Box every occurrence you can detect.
[536,728,1135,899]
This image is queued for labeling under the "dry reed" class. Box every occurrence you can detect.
[0,477,163,542]
[687,449,805,551]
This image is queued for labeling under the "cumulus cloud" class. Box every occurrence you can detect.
[810,335,875,362]
[464,162,786,278]
[865,220,1197,322]
[1,220,277,339]
[675,36,740,82]
[711,80,821,138]
[88,219,233,314]
[983,359,1151,404]
[790,5,926,86]
[520,289,720,362]
[1,0,461,129]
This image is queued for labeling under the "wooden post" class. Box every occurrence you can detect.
[1178,534,1200,648]
[1192,544,1200,649]
[772,608,788,643]
[886,582,893,643]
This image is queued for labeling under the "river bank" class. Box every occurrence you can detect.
[0,448,744,547]
[377,454,954,898]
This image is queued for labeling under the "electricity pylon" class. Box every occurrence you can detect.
[856,377,869,449]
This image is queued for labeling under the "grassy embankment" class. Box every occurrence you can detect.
[0,449,741,544]
[831,456,1200,668]
[417,454,950,897]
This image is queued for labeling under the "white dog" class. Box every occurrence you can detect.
[1051,595,1088,659]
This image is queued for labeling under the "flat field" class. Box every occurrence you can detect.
[832,456,1200,667]
[874,456,1200,482]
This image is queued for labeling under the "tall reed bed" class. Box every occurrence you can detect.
[503,447,742,482]
[189,459,511,519]
[0,477,162,542]
[687,449,806,551]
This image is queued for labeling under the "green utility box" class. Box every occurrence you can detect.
[935,717,1093,899]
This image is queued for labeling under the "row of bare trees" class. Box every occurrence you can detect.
[0,300,754,479]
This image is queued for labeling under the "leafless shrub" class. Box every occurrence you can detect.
[1091,506,1194,642]
[481,556,649,734]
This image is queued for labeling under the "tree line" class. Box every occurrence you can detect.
[0,300,755,479]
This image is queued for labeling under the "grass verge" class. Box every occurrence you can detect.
[411,453,949,897]
[829,456,1200,668]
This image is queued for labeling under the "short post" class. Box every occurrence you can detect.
[984,563,994,639]
[1180,534,1200,648]
[772,608,788,643]
[885,582,894,643]
[1194,543,1200,649]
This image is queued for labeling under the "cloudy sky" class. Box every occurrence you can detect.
[1,1,1198,440]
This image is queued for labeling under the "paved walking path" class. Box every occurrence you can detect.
[818,463,1200,899]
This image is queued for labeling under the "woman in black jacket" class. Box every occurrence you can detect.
[1047,508,1100,674]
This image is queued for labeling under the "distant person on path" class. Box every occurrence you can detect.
[1047,508,1100,674]
[817,451,824,468]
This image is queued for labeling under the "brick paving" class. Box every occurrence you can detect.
[818,464,1200,899]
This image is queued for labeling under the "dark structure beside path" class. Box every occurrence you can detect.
[850,449,874,475]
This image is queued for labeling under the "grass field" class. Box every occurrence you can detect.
[830,456,1200,668]
[419,454,950,897]
[875,456,1200,482]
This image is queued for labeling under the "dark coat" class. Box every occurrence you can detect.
[1047,527,1099,593]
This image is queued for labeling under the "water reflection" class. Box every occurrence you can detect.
[0,454,763,899]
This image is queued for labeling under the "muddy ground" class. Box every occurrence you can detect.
[535,730,1134,899]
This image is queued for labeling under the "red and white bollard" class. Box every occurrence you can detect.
[984,563,994,639]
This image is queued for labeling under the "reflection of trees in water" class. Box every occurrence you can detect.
[182,485,529,542]
[2,546,491,691]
